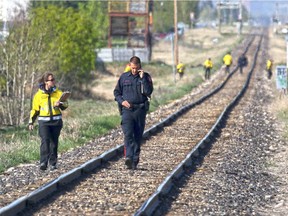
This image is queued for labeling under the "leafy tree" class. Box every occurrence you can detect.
[152,1,174,32]
[30,0,79,9]
[29,3,108,86]
[152,1,199,33]
[0,2,108,126]
[178,1,199,25]
[198,1,217,23]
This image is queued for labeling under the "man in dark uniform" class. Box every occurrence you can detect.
[114,56,153,170]
[237,53,248,74]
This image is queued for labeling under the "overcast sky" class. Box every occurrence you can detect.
[1,0,29,21]
[248,0,286,16]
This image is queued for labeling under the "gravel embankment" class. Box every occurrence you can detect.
[156,60,288,215]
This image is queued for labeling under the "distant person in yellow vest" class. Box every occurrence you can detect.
[203,57,213,80]
[177,62,185,79]
[266,59,273,79]
[223,52,233,74]
[124,63,131,73]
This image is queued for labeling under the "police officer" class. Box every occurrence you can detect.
[237,54,248,74]
[114,56,153,170]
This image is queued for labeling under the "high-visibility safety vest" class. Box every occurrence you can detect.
[177,63,185,73]
[29,87,68,124]
[124,64,131,72]
[223,54,233,66]
[204,59,213,68]
[266,60,272,70]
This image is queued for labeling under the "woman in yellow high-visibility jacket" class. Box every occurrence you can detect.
[28,72,68,171]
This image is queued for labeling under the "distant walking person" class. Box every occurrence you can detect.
[237,54,248,74]
[223,52,233,74]
[203,57,213,80]
[266,59,273,79]
[29,72,69,171]
[114,56,153,170]
[177,62,185,79]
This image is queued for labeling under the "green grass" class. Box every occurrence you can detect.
[0,99,121,173]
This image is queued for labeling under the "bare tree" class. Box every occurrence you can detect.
[0,7,51,126]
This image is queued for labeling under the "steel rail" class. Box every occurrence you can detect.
[134,35,263,216]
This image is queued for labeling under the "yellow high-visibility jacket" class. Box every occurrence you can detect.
[124,64,131,73]
[204,59,213,68]
[177,63,185,73]
[266,60,272,70]
[223,54,233,66]
[29,87,68,124]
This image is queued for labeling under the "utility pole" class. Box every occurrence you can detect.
[274,2,279,34]
[286,36,288,69]
[238,0,242,35]
[218,0,221,33]
[174,0,178,67]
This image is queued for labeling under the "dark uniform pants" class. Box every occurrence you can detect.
[267,69,272,79]
[225,65,230,73]
[121,106,146,166]
[178,72,184,79]
[39,120,63,166]
[239,66,243,74]
[205,68,211,79]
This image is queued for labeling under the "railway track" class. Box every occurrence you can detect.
[136,34,263,216]
[153,32,273,215]
[0,32,264,215]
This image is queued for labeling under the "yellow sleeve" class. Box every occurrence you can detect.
[29,91,41,124]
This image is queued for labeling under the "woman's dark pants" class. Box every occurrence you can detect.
[38,120,62,167]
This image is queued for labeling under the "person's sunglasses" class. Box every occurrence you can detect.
[47,78,55,82]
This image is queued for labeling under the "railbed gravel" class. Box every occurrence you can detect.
[155,59,288,214]
[0,52,232,209]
